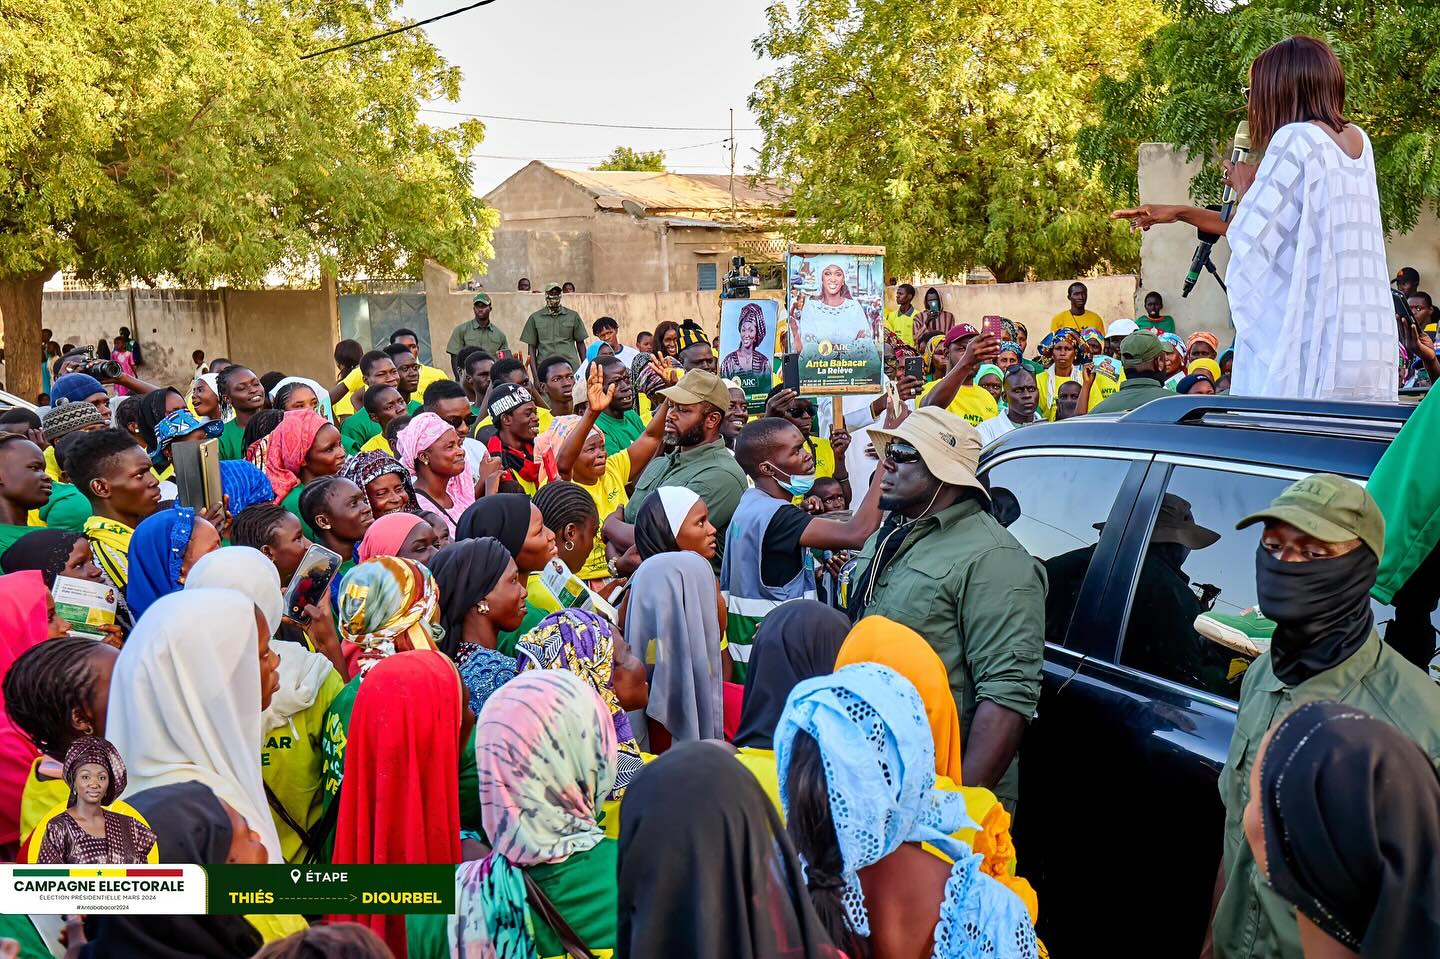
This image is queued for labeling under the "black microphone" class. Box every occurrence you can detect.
[1182,120,1251,298]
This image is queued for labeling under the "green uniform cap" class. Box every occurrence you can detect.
[1119,330,1169,364]
[1236,472,1386,561]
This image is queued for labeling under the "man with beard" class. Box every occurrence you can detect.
[592,356,645,456]
[1090,331,1174,414]
[623,369,746,572]
[1205,474,1440,959]
[976,366,1042,445]
[848,407,1045,811]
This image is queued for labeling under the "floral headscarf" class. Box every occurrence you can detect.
[1159,332,1187,363]
[337,556,443,674]
[1080,327,1105,355]
[453,670,617,959]
[999,318,1019,343]
[252,408,327,503]
[339,450,416,511]
[999,341,1023,363]
[515,609,643,798]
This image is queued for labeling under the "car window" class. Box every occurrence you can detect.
[983,455,1135,646]
[1117,467,1299,701]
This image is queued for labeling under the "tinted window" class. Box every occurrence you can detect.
[1118,467,1294,699]
[983,455,1134,646]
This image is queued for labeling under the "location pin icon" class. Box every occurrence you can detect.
[290,869,301,884]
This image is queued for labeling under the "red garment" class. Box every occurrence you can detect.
[255,409,327,503]
[485,433,541,487]
[329,650,463,957]
[0,571,52,847]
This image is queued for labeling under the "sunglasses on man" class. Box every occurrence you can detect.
[883,440,923,465]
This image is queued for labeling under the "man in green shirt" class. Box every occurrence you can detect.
[0,433,51,553]
[447,293,510,372]
[623,369,747,572]
[338,352,403,454]
[521,281,587,382]
[592,356,645,456]
[848,407,1046,811]
[1090,331,1174,414]
[1207,474,1440,959]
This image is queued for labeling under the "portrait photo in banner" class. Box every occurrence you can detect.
[785,244,885,395]
[718,298,780,411]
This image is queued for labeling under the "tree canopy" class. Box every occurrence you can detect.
[0,0,495,396]
[749,0,1164,283]
[1080,0,1440,232]
[593,147,667,172]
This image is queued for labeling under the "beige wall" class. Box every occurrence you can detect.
[1138,143,1440,339]
[222,280,338,384]
[41,283,337,393]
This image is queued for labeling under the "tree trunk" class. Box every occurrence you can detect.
[0,271,48,404]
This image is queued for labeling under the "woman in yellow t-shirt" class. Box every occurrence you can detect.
[538,365,669,582]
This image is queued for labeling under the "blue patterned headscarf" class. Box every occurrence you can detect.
[776,664,1037,958]
[126,507,197,620]
[776,663,976,936]
[999,340,1023,362]
[218,459,275,515]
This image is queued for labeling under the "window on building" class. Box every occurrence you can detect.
[982,454,1135,647]
[696,262,718,291]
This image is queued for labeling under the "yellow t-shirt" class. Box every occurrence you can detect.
[358,432,394,455]
[882,308,918,348]
[335,364,450,417]
[262,669,345,864]
[919,382,999,427]
[1050,309,1104,333]
[579,452,631,580]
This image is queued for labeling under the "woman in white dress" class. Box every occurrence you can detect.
[797,263,872,350]
[1114,36,1396,403]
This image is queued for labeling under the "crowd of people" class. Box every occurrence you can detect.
[0,34,1437,959]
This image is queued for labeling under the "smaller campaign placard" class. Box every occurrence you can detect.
[205,865,455,914]
[1,864,206,914]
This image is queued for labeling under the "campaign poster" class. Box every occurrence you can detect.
[718,298,779,412]
[785,244,885,395]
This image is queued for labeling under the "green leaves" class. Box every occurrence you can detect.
[750,0,1161,282]
[593,147,667,172]
[1083,0,1440,234]
[0,0,495,286]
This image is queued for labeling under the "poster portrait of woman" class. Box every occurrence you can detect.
[36,736,156,864]
[720,302,771,377]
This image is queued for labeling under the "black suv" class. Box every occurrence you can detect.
[982,395,1417,958]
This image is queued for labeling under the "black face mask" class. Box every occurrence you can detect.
[1255,545,1377,686]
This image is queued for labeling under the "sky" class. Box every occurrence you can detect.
[403,0,778,195]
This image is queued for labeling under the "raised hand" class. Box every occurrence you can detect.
[586,362,617,413]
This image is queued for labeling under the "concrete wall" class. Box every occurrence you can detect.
[1138,143,1440,339]
[42,290,228,390]
[223,280,337,384]
[41,283,338,392]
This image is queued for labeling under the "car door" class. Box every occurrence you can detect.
[978,447,1151,950]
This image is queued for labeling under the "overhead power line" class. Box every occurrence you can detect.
[302,0,502,59]
[421,107,761,133]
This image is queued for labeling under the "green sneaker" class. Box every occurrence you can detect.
[1195,608,1277,658]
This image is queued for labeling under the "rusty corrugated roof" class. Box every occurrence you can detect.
[547,167,790,214]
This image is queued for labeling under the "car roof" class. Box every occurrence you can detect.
[981,395,1411,478]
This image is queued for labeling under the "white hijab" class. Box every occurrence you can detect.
[268,375,334,423]
[106,588,283,862]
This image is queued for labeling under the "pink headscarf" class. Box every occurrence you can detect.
[258,409,328,503]
[396,413,475,525]
[359,512,427,563]
[535,415,601,482]
[0,570,52,845]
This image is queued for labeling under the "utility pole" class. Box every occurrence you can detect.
[728,107,736,222]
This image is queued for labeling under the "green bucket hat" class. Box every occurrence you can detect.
[1236,473,1386,561]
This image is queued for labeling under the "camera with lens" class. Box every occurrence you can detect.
[81,359,122,380]
[721,255,760,300]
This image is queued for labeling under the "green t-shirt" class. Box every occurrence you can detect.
[0,523,35,557]
[39,482,91,533]
[497,599,549,658]
[529,839,619,959]
[279,483,317,541]
[1136,314,1176,335]
[340,408,381,455]
[217,418,247,460]
[262,669,344,863]
[458,722,481,831]
[595,409,645,457]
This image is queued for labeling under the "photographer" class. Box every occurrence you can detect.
[52,350,157,403]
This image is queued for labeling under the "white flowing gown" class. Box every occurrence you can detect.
[1226,122,1397,403]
